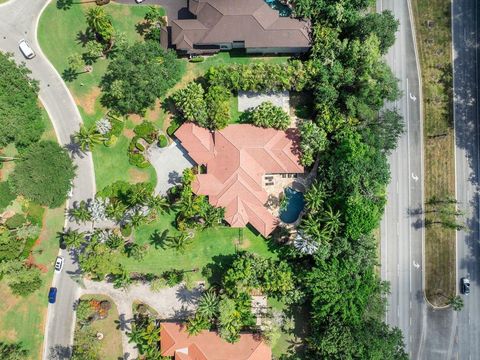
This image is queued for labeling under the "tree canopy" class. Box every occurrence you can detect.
[0,52,45,148]
[101,41,181,115]
[10,141,76,208]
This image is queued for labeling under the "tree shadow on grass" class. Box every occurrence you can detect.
[149,229,169,249]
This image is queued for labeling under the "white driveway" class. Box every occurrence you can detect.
[146,139,195,195]
[238,91,290,113]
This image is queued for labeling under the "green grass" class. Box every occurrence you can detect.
[121,212,275,279]
[0,207,65,360]
[412,0,455,306]
[229,96,243,124]
[76,295,123,360]
[38,2,154,98]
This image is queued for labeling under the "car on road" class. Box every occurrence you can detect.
[461,277,470,295]
[54,256,64,272]
[48,287,57,304]
[18,39,35,59]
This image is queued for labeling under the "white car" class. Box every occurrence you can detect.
[135,0,144,3]
[54,256,64,272]
[18,39,35,59]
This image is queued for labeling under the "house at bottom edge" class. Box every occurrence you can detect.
[175,123,304,237]
[160,322,272,360]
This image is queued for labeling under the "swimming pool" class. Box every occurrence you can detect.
[279,187,305,224]
[264,0,292,17]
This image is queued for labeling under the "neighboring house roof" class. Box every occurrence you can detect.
[175,123,303,237]
[168,0,310,52]
[161,322,272,360]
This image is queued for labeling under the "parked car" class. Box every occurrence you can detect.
[48,287,58,304]
[18,39,35,59]
[54,256,64,272]
[461,277,470,295]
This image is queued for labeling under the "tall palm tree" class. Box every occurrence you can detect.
[148,195,169,215]
[127,185,152,207]
[321,205,342,236]
[304,181,326,213]
[165,232,193,254]
[69,200,92,223]
[106,200,128,222]
[74,125,105,152]
[86,7,114,43]
[62,229,85,249]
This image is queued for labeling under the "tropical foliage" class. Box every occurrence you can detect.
[100,41,181,115]
[0,52,44,148]
[247,101,291,130]
[10,141,76,208]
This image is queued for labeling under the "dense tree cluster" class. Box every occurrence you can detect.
[0,52,45,148]
[205,60,310,92]
[100,41,181,115]
[10,141,76,208]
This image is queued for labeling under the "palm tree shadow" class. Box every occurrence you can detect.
[66,136,86,159]
[150,229,169,249]
[115,313,133,331]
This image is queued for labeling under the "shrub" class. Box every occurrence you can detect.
[190,56,205,63]
[0,181,16,210]
[10,141,75,208]
[109,118,124,137]
[128,152,150,168]
[120,224,132,237]
[164,269,184,286]
[104,135,117,147]
[5,214,26,229]
[172,83,208,126]
[135,142,145,152]
[134,121,156,138]
[167,119,182,136]
[158,135,168,148]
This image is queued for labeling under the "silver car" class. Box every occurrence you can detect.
[54,256,64,272]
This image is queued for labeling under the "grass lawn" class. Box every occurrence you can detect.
[76,295,123,360]
[122,211,276,280]
[412,0,456,306]
[0,206,65,360]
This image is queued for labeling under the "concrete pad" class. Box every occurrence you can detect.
[146,139,195,195]
[238,91,290,113]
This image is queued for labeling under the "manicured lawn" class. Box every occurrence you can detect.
[76,295,123,360]
[412,0,455,306]
[0,207,65,360]
[121,211,276,280]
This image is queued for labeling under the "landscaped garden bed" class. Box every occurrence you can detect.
[72,295,123,360]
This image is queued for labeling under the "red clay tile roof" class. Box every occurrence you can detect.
[169,0,310,53]
[160,322,272,360]
[175,123,303,236]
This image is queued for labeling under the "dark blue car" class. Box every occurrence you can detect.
[48,287,57,304]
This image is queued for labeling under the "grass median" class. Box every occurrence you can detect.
[412,0,456,306]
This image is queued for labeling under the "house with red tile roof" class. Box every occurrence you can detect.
[161,322,272,360]
[175,123,303,237]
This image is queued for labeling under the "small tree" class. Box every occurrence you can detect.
[172,83,208,126]
[247,102,291,130]
[63,229,85,249]
[74,125,106,152]
[84,40,104,64]
[67,53,86,74]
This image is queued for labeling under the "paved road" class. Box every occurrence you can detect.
[452,0,480,358]
[377,0,425,358]
[0,1,96,359]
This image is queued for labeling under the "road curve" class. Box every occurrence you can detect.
[0,1,96,358]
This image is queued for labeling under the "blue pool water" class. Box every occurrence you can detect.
[264,0,292,17]
[280,187,305,224]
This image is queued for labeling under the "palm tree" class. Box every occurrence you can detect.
[113,268,132,290]
[127,185,152,207]
[148,195,169,215]
[86,7,114,43]
[304,181,326,213]
[129,212,146,228]
[74,125,105,151]
[106,200,127,222]
[127,316,160,356]
[62,229,85,249]
[69,200,92,223]
[165,232,193,254]
[321,205,342,236]
[448,295,464,311]
[196,291,219,320]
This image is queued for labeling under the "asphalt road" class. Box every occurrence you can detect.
[377,0,425,358]
[452,0,480,358]
[0,1,95,359]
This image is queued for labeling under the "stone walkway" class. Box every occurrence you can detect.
[81,280,203,360]
[146,139,195,195]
